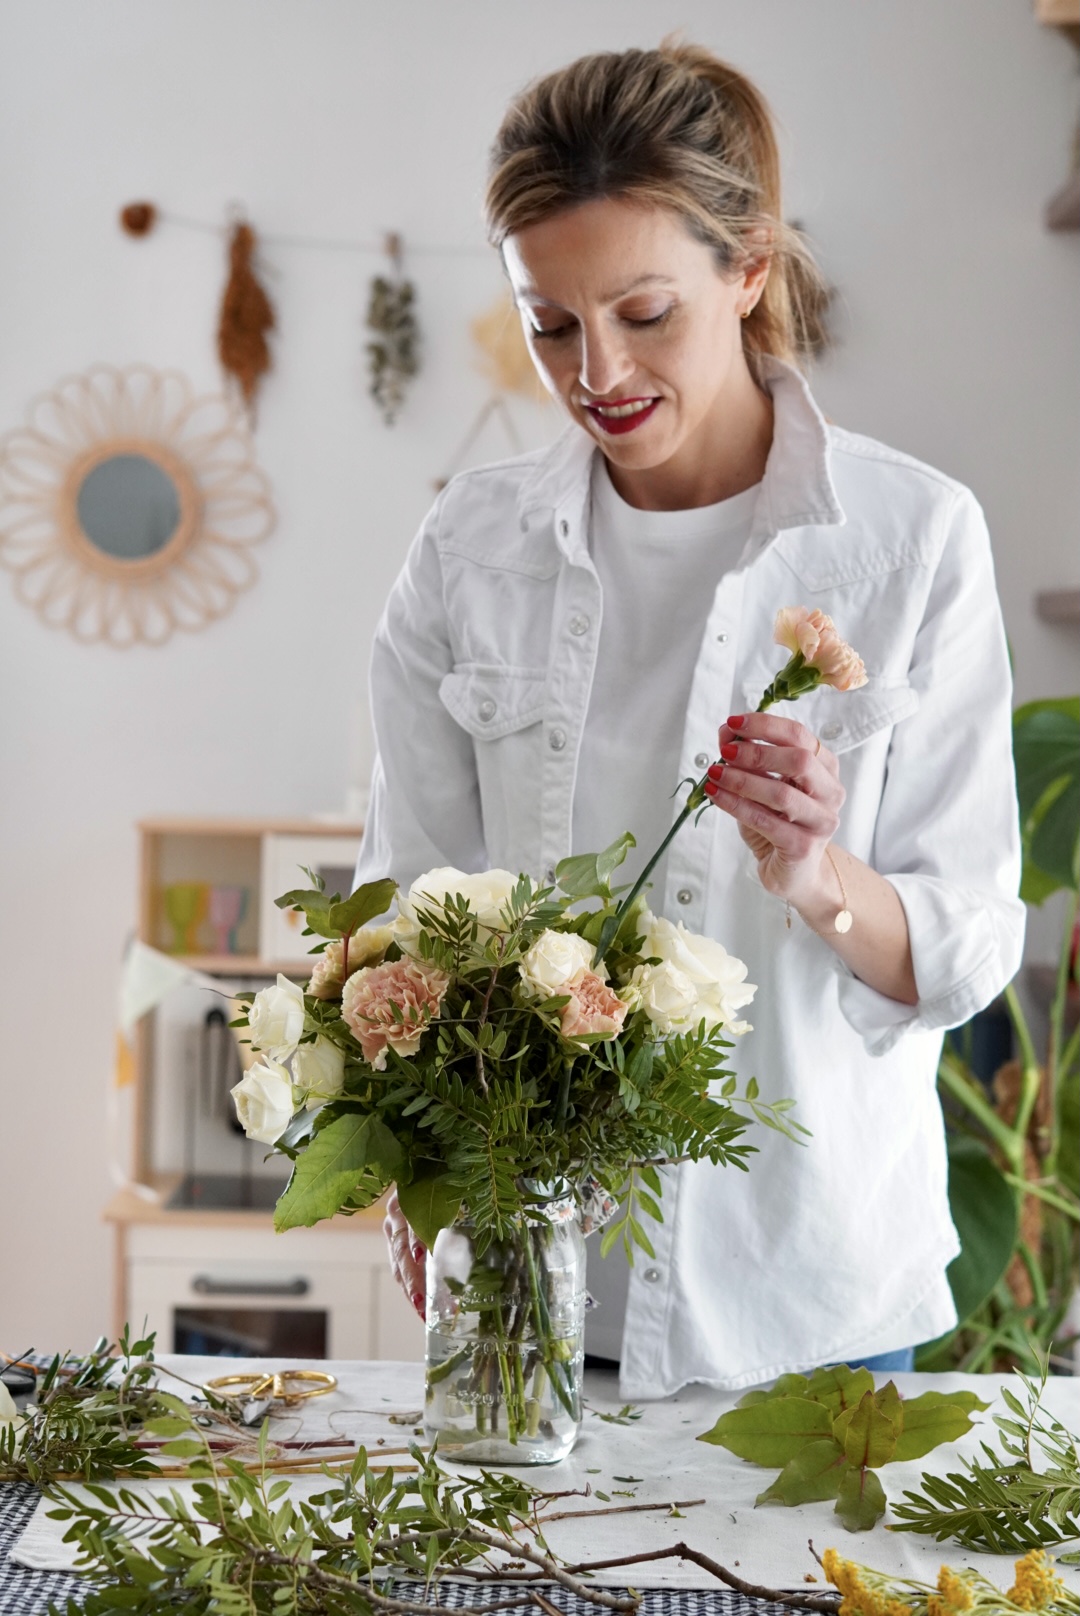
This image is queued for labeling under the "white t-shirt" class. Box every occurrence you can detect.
[576,462,759,1361]
[573,462,759,900]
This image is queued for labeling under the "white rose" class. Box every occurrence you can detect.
[399,865,518,947]
[519,929,597,999]
[231,1058,295,1143]
[638,913,755,1034]
[292,1037,346,1109]
[0,1380,25,1454]
[247,975,307,1058]
[623,959,701,1035]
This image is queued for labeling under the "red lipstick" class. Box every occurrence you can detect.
[583,397,660,436]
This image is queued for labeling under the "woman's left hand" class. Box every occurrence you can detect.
[704,712,845,907]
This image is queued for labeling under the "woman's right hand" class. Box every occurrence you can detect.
[383,1188,427,1319]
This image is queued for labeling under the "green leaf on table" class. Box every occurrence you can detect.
[802,1365,875,1417]
[328,879,399,937]
[698,1396,833,1466]
[833,1388,899,1470]
[397,1170,463,1248]
[756,1439,848,1506]
[835,1463,887,1532]
[274,1113,403,1231]
[891,1391,986,1461]
[556,833,635,901]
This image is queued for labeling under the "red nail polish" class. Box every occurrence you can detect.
[727,714,746,730]
[704,780,717,796]
[412,1291,425,1317]
[707,763,725,780]
[720,742,739,761]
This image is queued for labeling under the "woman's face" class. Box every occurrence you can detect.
[503,195,769,501]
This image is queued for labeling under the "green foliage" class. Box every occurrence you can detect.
[42,1435,585,1616]
[697,1364,988,1532]
[891,1368,1080,1552]
[1013,697,1080,902]
[943,1135,1021,1322]
[247,865,795,1253]
[274,876,397,942]
[274,1113,404,1231]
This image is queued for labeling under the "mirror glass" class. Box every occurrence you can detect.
[76,452,181,559]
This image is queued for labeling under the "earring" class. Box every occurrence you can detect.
[741,307,754,320]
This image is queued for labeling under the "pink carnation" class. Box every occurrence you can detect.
[559,970,628,1042]
[773,606,867,692]
[341,957,449,1071]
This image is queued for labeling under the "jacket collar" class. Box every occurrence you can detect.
[515,357,845,552]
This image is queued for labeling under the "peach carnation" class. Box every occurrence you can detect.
[773,606,867,692]
[341,956,449,1071]
[308,926,395,999]
[560,970,628,1042]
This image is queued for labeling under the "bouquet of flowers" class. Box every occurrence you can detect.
[231,606,864,1461]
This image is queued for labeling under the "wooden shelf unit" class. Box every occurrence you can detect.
[102,817,430,1363]
[1034,0,1080,227]
[1035,588,1080,625]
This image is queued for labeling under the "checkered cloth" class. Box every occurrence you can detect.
[0,1483,88,1614]
[0,1480,797,1616]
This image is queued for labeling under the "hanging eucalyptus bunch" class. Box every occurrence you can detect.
[366,232,420,425]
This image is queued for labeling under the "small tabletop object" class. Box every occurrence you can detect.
[204,1369,337,1418]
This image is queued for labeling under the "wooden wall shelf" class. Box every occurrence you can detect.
[1035,588,1080,624]
[1046,174,1080,230]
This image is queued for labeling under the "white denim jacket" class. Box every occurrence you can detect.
[356,360,1025,1394]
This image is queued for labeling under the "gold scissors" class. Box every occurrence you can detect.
[204,1369,337,1409]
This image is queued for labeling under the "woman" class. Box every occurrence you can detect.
[359,42,1024,1395]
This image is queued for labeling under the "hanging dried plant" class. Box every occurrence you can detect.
[217,220,275,414]
[366,234,420,425]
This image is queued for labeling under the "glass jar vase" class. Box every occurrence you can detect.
[424,1192,585,1464]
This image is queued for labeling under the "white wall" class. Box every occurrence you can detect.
[1,0,1076,1353]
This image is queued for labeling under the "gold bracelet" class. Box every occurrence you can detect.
[785,848,853,934]
[825,846,853,934]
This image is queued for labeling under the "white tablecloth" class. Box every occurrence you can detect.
[11,1358,1080,1590]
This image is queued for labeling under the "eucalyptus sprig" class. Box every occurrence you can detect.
[890,1367,1080,1554]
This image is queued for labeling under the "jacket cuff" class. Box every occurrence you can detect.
[833,873,1025,1057]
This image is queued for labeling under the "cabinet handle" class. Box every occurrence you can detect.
[191,1275,310,1298]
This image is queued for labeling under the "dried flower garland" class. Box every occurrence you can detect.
[366,232,420,424]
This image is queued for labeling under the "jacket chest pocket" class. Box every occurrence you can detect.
[740,676,920,755]
[438,663,547,740]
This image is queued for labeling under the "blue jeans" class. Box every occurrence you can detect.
[839,1347,916,1373]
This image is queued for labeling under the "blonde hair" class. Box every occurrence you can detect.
[485,42,829,370]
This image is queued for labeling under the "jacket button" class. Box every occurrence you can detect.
[643,1267,662,1283]
[559,519,570,537]
[716,632,729,644]
[545,866,556,884]
[549,727,567,751]
[478,699,497,721]
[569,613,590,636]
[694,751,711,769]
[821,722,842,740]
[677,888,693,905]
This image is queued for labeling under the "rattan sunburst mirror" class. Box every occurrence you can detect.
[0,365,275,646]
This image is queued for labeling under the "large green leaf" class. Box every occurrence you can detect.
[833,1388,899,1470]
[802,1365,875,1418]
[1013,698,1080,900]
[328,879,399,937]
[756,1439,848,1506]
[397,1170,463,1248]
[555,833,635,901]
[944,1135,1020,1324]
[697,1396,833,1466]
[835,1464,887,1532]
[274,1114,403,1231]
[891,1390,987,1461]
